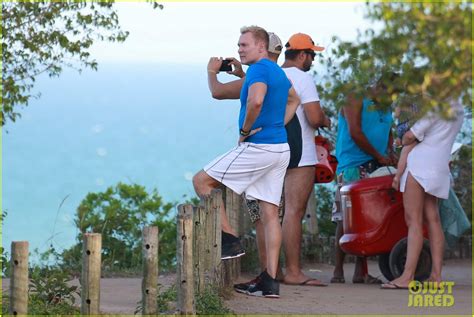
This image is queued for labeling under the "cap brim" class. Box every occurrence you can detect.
[312,45,325,51]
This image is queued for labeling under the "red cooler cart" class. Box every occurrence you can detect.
[339,174,432,281]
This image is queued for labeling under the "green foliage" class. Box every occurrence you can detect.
[134,284,232,315]
[318,2,472,118]
[1,265,80,315]
[196,286,233,315]
[28,265,80,314]
[183,195,201,206]
[315,185,336,237]
[1,211,8,276]
[451,145,472,220]
[156,285,177,313]
[1,1,163,125]
[62,182,177,273]
[134,284,177,314]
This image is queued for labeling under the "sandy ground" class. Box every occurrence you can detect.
[2,259,471,315]
[227,259,472,315]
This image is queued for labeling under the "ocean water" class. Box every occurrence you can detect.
[2,63,240,254]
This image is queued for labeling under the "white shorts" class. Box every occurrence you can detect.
[204,142,290,206]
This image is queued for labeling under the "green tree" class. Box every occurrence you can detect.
[0,211,8,276]
[1,0,163,125]
[314,185,336,238]
[451,145,472,220]
[62,182,177,273]
[318,2,471,118]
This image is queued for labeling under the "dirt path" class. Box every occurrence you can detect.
[2,259,471,314]
[226,259,472,315]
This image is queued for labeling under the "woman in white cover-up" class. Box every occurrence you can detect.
[381,101,464,289]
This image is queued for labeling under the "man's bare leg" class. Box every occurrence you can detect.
[332,220,346,282]
[282,166,325,285]
[192,170,236,235]
[260,200,282,278]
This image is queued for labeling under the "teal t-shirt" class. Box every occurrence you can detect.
[335,98,392,174]
[239,58,291,144]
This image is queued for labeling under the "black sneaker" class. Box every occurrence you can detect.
[234,275,261,294]
[222,231,240,244]
[221,238,245,260]
[245,270,280,298]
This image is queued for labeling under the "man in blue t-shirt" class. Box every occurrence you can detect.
[193,26,293,298]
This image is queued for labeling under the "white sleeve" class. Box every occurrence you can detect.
[410,114,437,142]
[299,73,320,104]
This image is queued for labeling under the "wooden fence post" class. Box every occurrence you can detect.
[209,189,223,288]
[222,187,241,286]
[224,187,242,236]
[193,202,208,294]
[81,233,102,315]
[193,189,222,294]
[142,226,159,315]
[10,241,29,315]
[177,204,195,315]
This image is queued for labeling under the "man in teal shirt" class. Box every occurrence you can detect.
[331,74,397,284]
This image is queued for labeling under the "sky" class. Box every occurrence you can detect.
[90,2,371,65]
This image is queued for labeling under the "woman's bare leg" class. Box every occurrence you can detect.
[385,172,424,287]
[423,193,444,283]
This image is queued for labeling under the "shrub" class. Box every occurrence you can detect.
[62,182,177,274]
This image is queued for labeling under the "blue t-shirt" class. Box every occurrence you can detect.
[239,58,291,144]
[336,98,392,174]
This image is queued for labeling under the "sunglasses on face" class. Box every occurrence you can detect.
[304,50,316,59]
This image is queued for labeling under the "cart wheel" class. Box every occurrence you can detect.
[389,238,432,281]
[378,253,394,281]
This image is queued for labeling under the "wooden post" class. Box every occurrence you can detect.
[222,188,241,285]
[193,203,206,293]
[224,187,241,235]
[10,241,28,315]
[177,204,195,315]
[208,189,222,276]
[142,226,159,315]
[193,190,222,293]
[81,233,102,315]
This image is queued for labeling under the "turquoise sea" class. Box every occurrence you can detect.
[2,63,240,254]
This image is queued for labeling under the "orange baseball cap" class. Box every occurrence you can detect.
[285,33,324,51]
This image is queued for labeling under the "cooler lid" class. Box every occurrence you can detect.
[340,175,395,195]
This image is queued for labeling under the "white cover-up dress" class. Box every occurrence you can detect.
[400,102,464,199]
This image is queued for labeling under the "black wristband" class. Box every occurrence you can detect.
[239,128,250,137]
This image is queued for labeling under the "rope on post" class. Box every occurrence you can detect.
[81,233,102,315]
[10,241,29,315]
[142,226,159,315]
[177,204,195,315]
